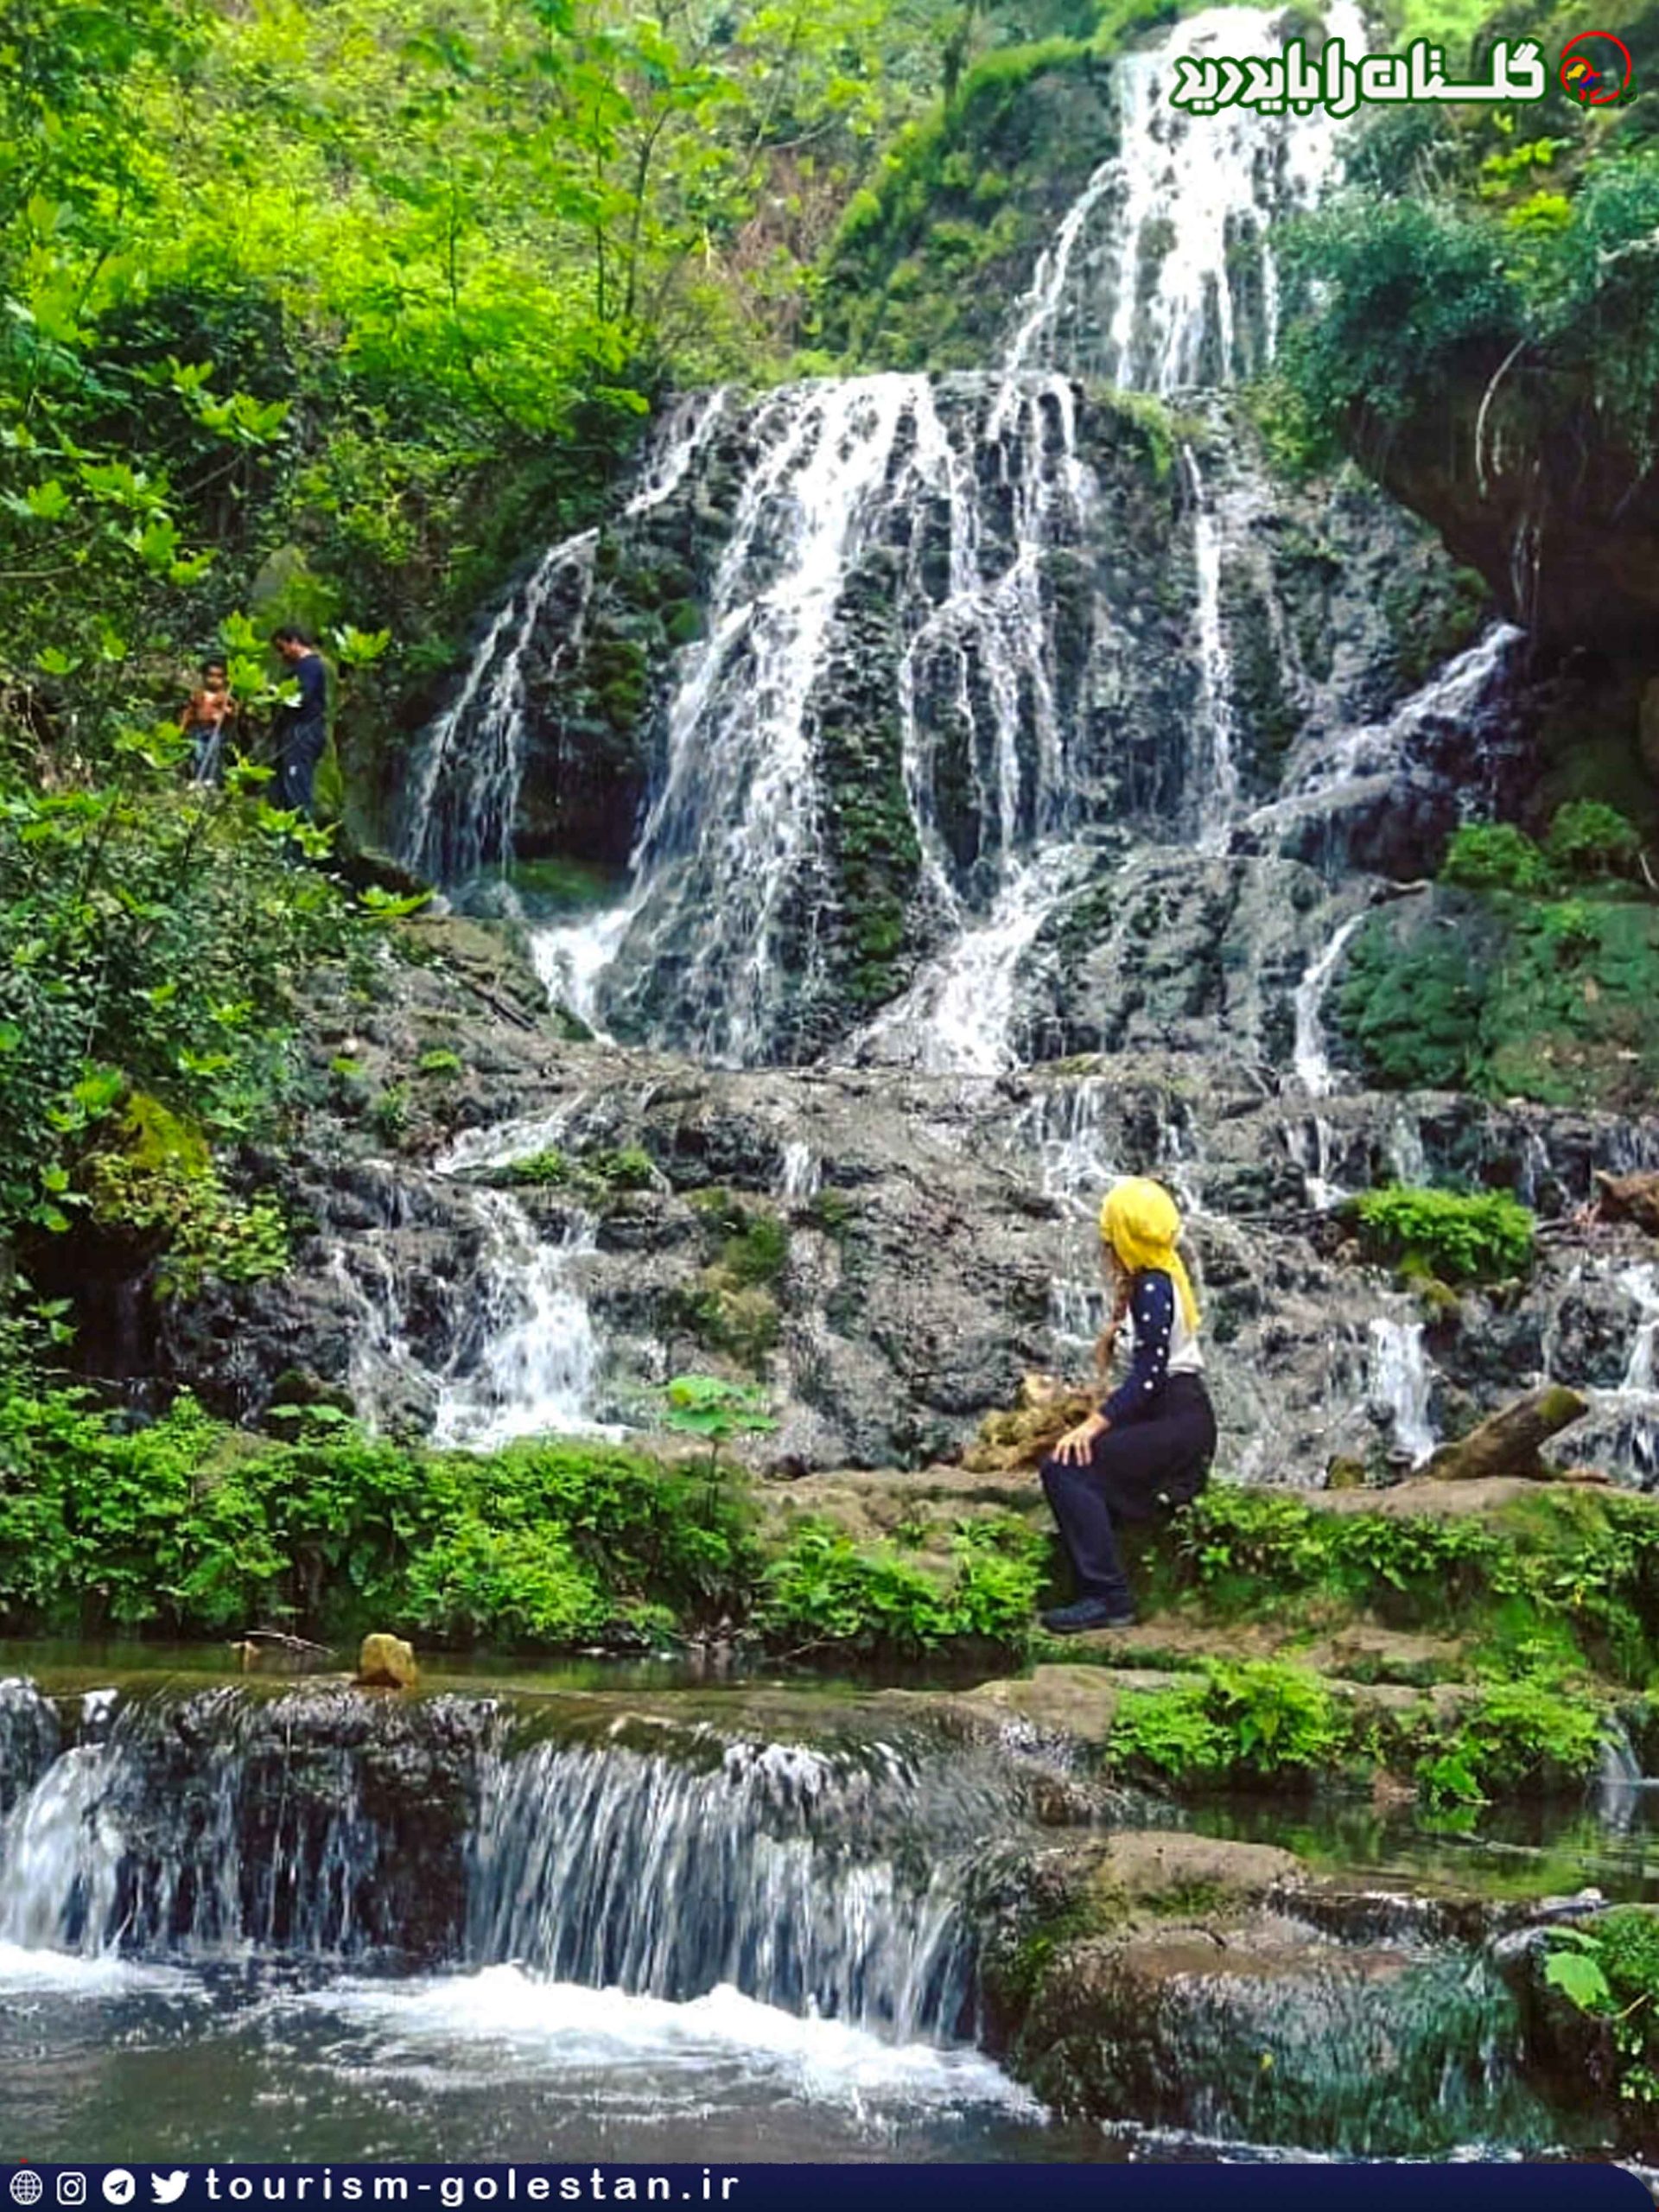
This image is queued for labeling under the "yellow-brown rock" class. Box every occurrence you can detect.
[962,1372,1096,1471]
[357,1632,418,1689]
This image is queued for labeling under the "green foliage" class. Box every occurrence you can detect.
[502,1150,572,1187]
[0,1379,757,1645]
[416,1048,463,1077]
[659,1376,779,1476]
[816,33,1107,367]
[86,1151,289,1300]
[0,766,366,1258]
[757,1514,1043,1654]
[1158,1482,1659,1689]
[498,1144,656,1195]
[1350,1184,1535,1284]
[1279,194,1523,431]
[1414,1675,1606,1808]
[1546,801,1643,880]
[1545,1910,1659,2114]
[1110,1659,1345,1785]
[1440,823,1552,893]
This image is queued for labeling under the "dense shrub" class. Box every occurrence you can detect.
[1279,195,1522,432]
[1545,801,1643,880]
[1440,823,1552,893]
[1110,1659,1345,1785]
[0,1387,759,1646]
[755,1516,1044,1654]
[1350,1184,1535,1282]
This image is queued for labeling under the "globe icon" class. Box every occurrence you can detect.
[10,2174,44,2207]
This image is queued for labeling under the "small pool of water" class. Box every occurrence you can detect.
[0,1953,1105,2164]
[0,1638,1008,1700]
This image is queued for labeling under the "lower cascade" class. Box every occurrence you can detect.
[0,1680,1624,2161]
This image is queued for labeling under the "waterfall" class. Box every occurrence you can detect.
[327,1232,434,1433]
[530,906,632,1037]
[779,1141,822,1202]
[1025,1,1370,392]
[1595,1715,1649,1834]
[399,534,598,888]
[1014,1077,1122,1353]
[468,1734,983,2037]
[320,1131,610,1448]
[432,1192,607,1449]
[1619,1262,1659,1392]
[0,1688,483,1961]
[0,1680,59,1820]
[842,849,1091,1075]
[390,2,1389,1068]
[1367,1318,1436,1467]
[1293,910,1371,1096]
[1551,1262,1659,1487]
[1243,623,1527,868]
[1286,1113,1348,1211]
[398,393,727,890]
[0,1688,1003,2050]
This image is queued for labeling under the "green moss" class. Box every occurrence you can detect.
[1338,885,1659,1110]
[679,1193,790,1370]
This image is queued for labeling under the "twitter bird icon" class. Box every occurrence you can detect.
[149,2180,188,2207]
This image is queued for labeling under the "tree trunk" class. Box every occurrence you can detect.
[1421,1385,1587,1483]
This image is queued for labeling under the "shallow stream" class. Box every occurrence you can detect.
[2,1645,1652,2164]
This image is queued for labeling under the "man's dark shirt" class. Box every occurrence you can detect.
[281,653,327,753]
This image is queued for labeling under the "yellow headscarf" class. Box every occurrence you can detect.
[1098,1177,1200,1334]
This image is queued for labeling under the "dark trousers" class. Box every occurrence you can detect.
[276,727,326,820]
[1039,1374,1217,1610]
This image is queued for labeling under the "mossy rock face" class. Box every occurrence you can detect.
[817,47,1118,371]
[971,1827,1567,2152]
[1338,884,1659,1110]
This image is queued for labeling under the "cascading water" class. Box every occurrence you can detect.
[1293,909,1372,1098]
[394,0,1395,1073]
[469,1732,985,2035]
[1550,1260,1659,1487]
[319,1127,611,1446]
[0,1686,1048,2156]
[1004,3,1366,391]
[0,1681,1588,2161]
[1367,1317,1437,1467]
[1183,444,1239,847]
[397,391,728,891]
[429,1192,605,1450]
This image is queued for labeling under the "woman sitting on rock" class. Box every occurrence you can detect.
[1039,1176,1217,1635]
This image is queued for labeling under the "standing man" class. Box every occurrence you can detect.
[270,625,328,821]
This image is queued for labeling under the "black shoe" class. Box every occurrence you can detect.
[1040,1598,1137,1635]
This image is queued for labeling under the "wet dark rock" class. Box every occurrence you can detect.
[0,1679,60,1818]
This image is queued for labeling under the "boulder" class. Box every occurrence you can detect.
[1594,1169,1659,1237]
[357,1633,418,1689]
